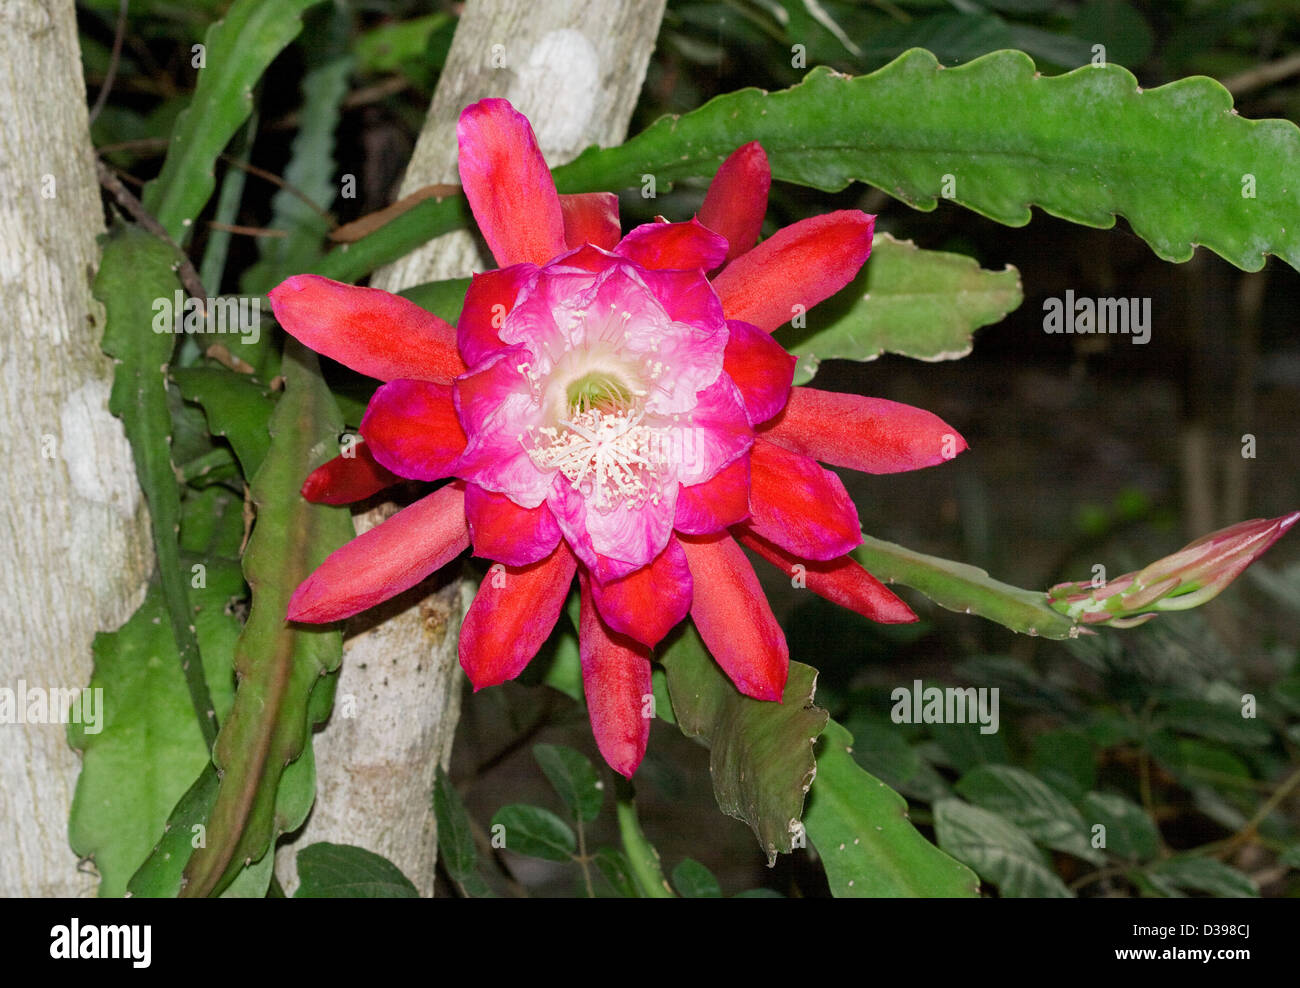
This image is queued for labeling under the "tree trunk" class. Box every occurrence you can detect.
[281,0,666,895]
[0,0,153,896]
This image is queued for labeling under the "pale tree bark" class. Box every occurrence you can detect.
[281,0,666,895]
[0,0,153,895]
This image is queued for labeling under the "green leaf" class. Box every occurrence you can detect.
[141,0,324,242]
[491,805,577,862]
[432,767,479,884]
[933,799,1072,897]
[1143,856,1260,898]
[172,367,275,477]
[785,235,1022,384]
[854,534,1080,639]
[96,225,216,748]
[1079,791,1160,861]
[294,843,419,898]
[954,765,1105,864]
[533,745,603,823]
[553,53,1300,273]
[661,625,828,863]
[593,847,640,898]
[671,858,722,898]
[180,340,354,897]
[805,720,980,897]
[68,578,236,897]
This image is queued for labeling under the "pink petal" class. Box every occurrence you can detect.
[710,211,875,331]
[360,380,467,481]
[269,274,466,383]
[301,441,400,505]
[589,537,692,647]
[457,98,567,267]
[559,192,621,250]
[698,141,771,264]
[453,348,552,508]
[464,483,562,567]
[288,483,469,623]
[459,542,577,690]
[614,218,729,271]
[579,572,653,778]
[736,527,917,624]
[679,534,788,701]
[674,455,750,535]
[457,265,537,368]
[761,386,967,473]
[669,374,753,486]
[748,439,861,561]
[722,319,796,425]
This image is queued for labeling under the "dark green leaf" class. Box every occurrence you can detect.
[533,744,603,823]
[294,843,419,898]
[1144,856,1259,898]
[671,858,722,898]
[661,625,827,863]
[1079,791,1160,861]
[491,805,577,862]
[933,799,1072,897]
[433,767,479,883]
[955,765,1104,864]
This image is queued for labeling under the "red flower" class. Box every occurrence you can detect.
[269,99,966,776]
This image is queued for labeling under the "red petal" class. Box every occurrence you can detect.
[698,141,771,264]
[301,441,400,505]
[360,380,466,481]
[761,386,967,474]
[559,192,621,250]
[464,483,562,567]
[459,542,576,690]
[678,534,788,701]
[736,527,917,624]
[269,274,465,383]
[723,319,796,425]
[579,572,652,778]
[748,439,861,560]
[614,218,728,271]
[710,211,874,331]
[288,483,469,623]
[589,537,692,647]
[457,265,536,368]
[674,454,750,535]
[457,98,566,267]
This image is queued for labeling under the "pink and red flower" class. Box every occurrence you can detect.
[269,98,966,776]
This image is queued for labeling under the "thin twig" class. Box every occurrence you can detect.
[1223,53,1300,97]
[94,157,207,306]
[218,154,337,227]
[207,221,288,238]
[88,0,129,126]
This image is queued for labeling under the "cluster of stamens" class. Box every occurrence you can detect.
[527,407,669,510]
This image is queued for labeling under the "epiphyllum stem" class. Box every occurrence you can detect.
[528,406,667,510]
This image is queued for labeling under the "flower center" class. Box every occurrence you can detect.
[527,405,669,510]
[565,371,633,415]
